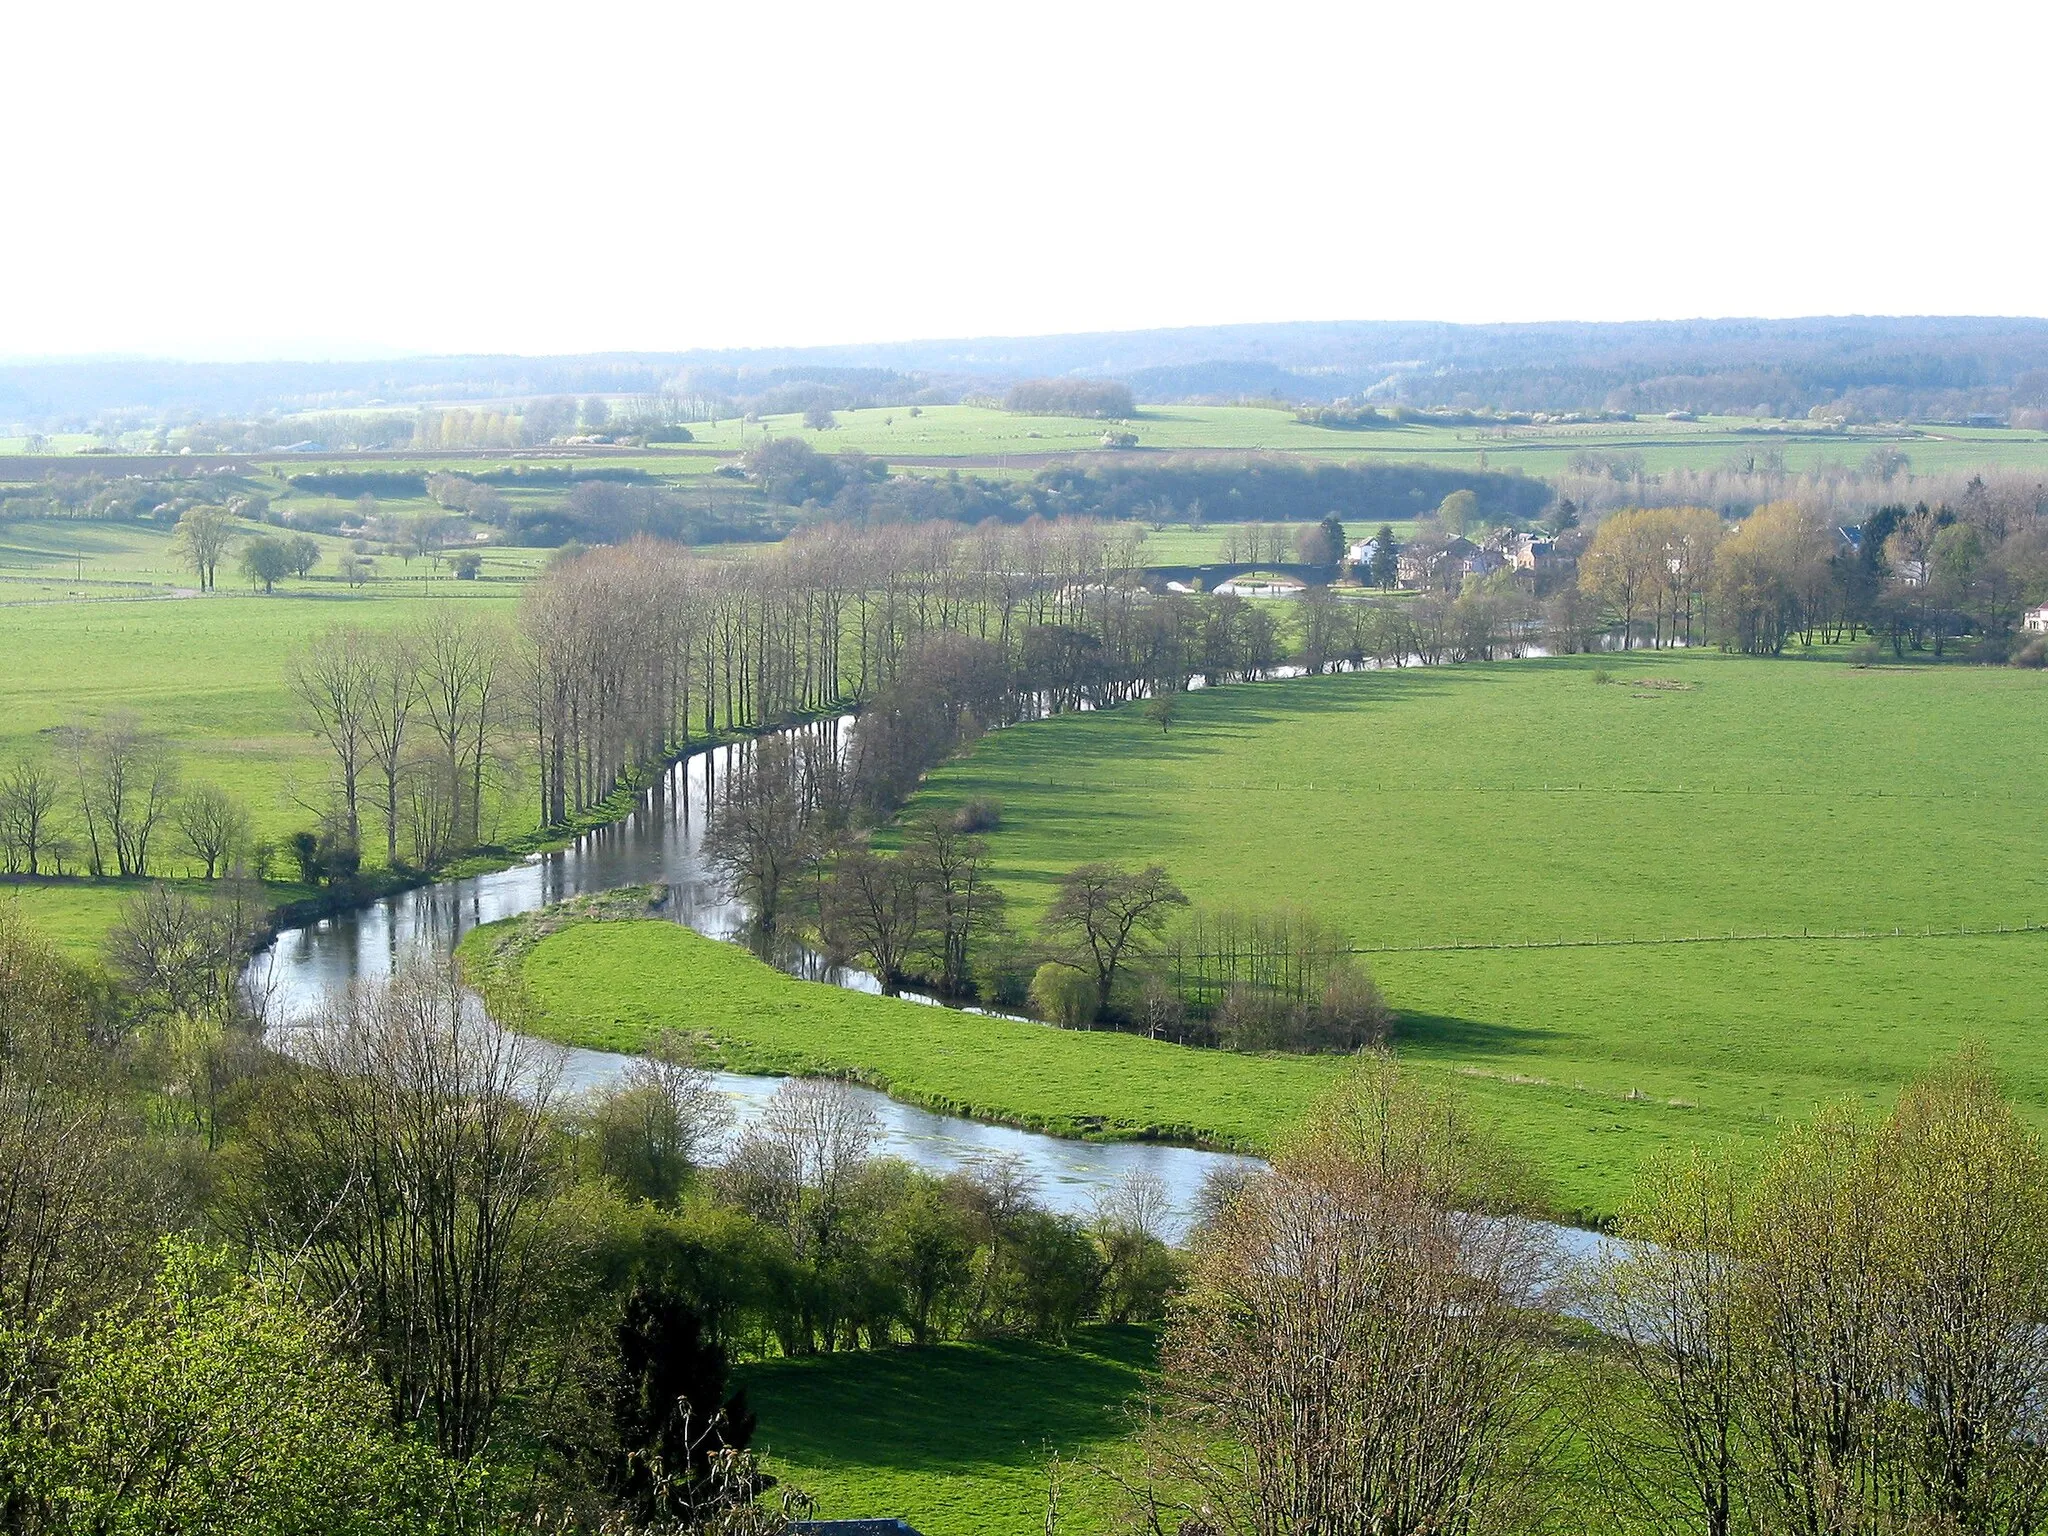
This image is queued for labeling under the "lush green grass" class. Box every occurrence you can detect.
[460,914,1341,1150]
[744,1320,1625,1535]
[877,651,2048,1216]
[665,404,2048,477]
[465,652,2048,1217]
[0,570,525,951]
[0,516,539,598]
[743,1325,1156,1536]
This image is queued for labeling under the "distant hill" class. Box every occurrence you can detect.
[7,316,2048,426]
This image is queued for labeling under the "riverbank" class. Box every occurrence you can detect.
[458,906,1346,1154]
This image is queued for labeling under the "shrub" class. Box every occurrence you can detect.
[1029,962,1097,1028]
[2013,637,2048,669]
[450,551,483,580]
[952,796,1003,833]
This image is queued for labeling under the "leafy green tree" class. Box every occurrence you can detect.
[284,533,322,578]
[1370,523,1400,590]
[0,1241,464,1536]
[605,1285,757,1523]
[238,536,292,594]
[1436,488,1479,536]
[169,505,235,592]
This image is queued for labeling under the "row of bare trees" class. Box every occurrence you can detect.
[1,719,252,882]
[290,612,515,868]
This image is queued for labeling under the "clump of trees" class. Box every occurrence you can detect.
[1582,1050,2048,1536]
[1565,480,2048,657]
[1153,903,1389,1051]
[1003,379,1136,419]
[288,611,514,871]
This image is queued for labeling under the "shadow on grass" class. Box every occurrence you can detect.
[744,1324,1156,1474]
[1390,1008,1559,1054]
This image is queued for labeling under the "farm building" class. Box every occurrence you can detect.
[2024,605,2048,634]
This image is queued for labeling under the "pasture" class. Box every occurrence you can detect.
[672,403,2048,477]
[888,651,2048,1216]
[742,1325,1156,1536]
[0,558,525,949]
[461,650,2048,1218]
[742,1318,1617,1536]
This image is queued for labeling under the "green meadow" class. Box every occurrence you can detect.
[463,650,2048,1219]
[0,539,525,948]
[741,1325,1157,1536]
[670,403,2048,476]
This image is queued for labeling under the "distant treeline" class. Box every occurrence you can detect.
[744,441,1553,526]
[13,318,2048,427]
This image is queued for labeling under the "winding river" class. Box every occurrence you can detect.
[248,717,1273,1242]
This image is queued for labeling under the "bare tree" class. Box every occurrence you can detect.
[169,504,235,592]
[224,965,566,1459]
[821,849,927,995]
[0,754,64,875]
[415,612,509,851]
[106,880,263,1024]
[63,713,178,878]
[290,627,376,848]
[1129,1058,1550,1536]
[703,739,825,934]
[174,783,247,879]
[1042,862,1189,1021]
[361,630,421,867]
[906,814,1006,998]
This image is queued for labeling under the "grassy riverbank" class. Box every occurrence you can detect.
[459,910,1344,1152]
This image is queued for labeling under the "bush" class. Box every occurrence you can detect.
[2013,636,2048,669]
[1029,962,1097,1028]
[952,796,1003,833]
[450,551,483,580]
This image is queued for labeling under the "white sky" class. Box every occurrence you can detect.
[5,0,2044,361]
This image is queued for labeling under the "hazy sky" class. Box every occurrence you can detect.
[7,0,2044,361]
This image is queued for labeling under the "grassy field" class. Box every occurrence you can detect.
[460,914,1341,1150]
[0,537,528,950]
[0,515,543,599]
[743,1319,1620,1536]
[465,650,2048,1219]
[879,650,2048,1216]
[743,1325,1157,1535]
[668,404,2048,476]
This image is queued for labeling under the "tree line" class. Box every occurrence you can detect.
[1570,479,2048,657]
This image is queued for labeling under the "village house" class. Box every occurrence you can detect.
[2024,605,2048,635]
